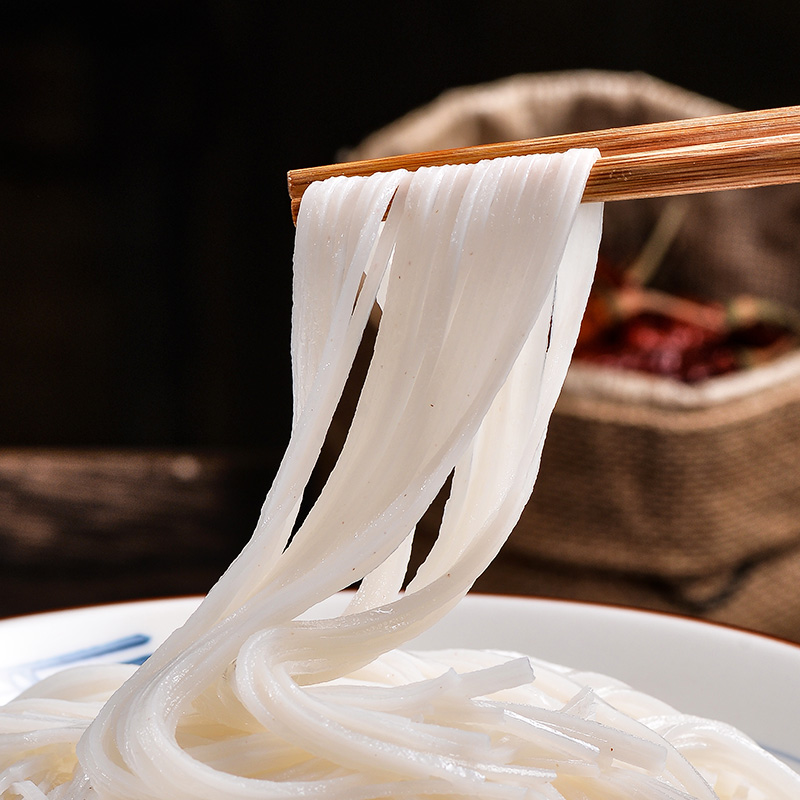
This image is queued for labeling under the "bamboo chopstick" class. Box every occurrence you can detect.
[287,106,800,223]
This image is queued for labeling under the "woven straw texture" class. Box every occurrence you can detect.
[337,71,800,643]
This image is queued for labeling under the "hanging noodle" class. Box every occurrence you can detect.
[1,151,799,800]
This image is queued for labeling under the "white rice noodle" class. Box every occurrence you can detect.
[1,152,799,800]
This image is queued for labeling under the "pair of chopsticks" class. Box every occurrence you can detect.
[287,106,800,223]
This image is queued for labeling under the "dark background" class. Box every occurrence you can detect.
[2,0,799,452]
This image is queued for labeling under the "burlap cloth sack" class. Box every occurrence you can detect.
[320,71,800,643]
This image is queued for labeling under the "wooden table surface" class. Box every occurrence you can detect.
[0,448,282,618]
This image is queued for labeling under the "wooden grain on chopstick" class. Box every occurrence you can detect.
[287,105,800,222]
[583,133,800,202]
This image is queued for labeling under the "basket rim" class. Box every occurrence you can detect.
[562,348,800,411]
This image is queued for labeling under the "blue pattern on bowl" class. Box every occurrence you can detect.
[1,634,151,698]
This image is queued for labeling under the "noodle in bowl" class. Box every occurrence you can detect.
[1,593,798,798]
[2,594,799,763]
[1,152,798,799]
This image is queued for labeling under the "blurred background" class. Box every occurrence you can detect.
[2,2,799,627]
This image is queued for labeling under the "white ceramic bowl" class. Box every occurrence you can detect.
[1,594,798,771]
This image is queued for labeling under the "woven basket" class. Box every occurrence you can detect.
[339,71,800,642]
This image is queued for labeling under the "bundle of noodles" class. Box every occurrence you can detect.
[2,152,799,800]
